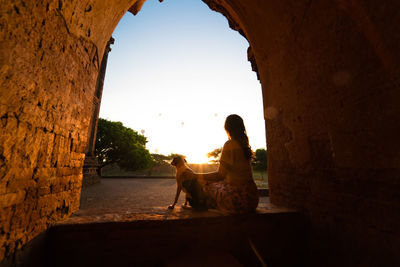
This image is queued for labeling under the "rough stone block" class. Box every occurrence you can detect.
[0,192,25,209]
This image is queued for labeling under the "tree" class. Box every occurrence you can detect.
[252,148,267,171]
[151,153,171,164]
[167,153,186,161]
[147,153,186,176]
[207,147,222,163]
[95,118,153,172]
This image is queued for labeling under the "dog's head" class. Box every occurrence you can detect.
[171,156,186,167]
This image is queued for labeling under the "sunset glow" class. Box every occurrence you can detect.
[100,0,266,163]
[186,152,212,165]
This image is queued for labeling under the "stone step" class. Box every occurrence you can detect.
[43,211,309,267]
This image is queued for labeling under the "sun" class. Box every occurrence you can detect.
[179,141,217,164]
[186,152,210,164]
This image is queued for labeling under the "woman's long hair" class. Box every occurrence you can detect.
[224,114,253,160]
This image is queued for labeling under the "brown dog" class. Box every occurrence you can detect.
[168,156,196,209]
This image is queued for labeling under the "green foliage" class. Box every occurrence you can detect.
[143,153,185,176]
[151,153,186,163]
[207,147,222,163]
[252,148,267,171]
[95,118,153,171]
[151,153,171,163]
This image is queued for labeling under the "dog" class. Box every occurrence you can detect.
[168,156,209,211]
[168,156,196,209]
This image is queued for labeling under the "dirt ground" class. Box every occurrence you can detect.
[62,178,284,225]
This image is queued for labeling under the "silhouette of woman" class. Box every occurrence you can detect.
[194,114,259,214]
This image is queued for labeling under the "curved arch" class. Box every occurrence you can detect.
[66,0,258,78]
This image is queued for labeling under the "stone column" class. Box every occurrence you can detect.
[82,37,114,187]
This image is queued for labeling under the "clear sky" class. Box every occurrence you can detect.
[99,0,266,163]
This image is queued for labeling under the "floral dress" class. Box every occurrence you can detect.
[202,179,259,214]
[201,140,259,214]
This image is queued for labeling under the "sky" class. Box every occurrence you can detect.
[99,0,266,163]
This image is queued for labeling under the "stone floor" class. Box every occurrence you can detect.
[62,178,294,225]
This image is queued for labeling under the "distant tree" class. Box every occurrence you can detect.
[151,153,171,164]
[146,154,173,176]
[150,153,185,167]
[95,118,153,173]
[149,153,186,167]
[252,148,267,171]
[207,147,222,163]
[167,153,187,161]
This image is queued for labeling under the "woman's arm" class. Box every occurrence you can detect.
[197,141,233,182]
[196,171,222,181]
[196,162,228,181]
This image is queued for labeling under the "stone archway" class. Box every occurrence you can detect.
[1,0,400,265]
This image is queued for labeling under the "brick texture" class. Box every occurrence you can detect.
[0,1,98,261]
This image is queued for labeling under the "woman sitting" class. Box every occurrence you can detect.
[194,114,259,214]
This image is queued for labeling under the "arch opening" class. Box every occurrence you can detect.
[79,0,269,217]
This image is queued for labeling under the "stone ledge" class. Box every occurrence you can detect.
[59,201,296,225]
[47,208,308,267]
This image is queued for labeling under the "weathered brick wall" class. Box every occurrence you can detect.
[0,1,99,261]
[240,0,400,265]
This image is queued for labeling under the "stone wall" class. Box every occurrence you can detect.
[1,0,400,265]
[242,1,400,265]
[0,0,99,261]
